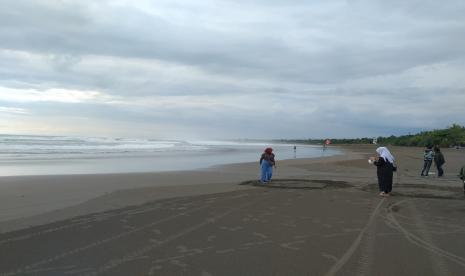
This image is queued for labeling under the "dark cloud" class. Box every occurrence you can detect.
[2,0,463,84]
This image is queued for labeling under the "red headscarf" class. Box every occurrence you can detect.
[264,147,273,154]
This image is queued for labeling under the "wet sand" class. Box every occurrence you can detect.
[1,145,465,275]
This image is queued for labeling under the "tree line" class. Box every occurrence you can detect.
[276,124,465,147]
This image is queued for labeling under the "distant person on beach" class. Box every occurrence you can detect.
[459,165,465,194]
[433,146,445,177]
[260,147,276,183]
[369,147,396,197]
[421,146,435,176]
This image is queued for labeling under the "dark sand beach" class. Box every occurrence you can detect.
[1,145,465,275]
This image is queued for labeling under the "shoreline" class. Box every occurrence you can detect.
[0,143,339,177]
[1,145,464,233]
[0,146,353,233]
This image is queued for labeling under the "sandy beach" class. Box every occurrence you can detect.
[1,145,465,275]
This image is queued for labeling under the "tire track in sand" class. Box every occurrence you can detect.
[324,198,385,276]
[386,200,465,272]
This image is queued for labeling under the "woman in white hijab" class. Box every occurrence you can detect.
[369,147,396,197]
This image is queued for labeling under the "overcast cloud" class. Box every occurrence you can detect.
[1,0,464,139]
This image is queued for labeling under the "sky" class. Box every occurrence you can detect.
[1,0,465,139]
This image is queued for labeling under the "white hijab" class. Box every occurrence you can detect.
[376,147,395,164]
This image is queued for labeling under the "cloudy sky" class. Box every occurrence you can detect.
[1,0,464,139]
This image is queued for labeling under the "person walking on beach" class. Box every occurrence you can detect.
[421,146,435,176]
[260,147,276,183]
[370,147,396,197]
[433,146,445,177]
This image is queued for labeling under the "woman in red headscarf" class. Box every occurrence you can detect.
[260,147,276,183]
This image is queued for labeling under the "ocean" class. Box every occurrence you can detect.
[0,134,340,176]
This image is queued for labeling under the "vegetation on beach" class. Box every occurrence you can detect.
[376,124,465,147]
[278,124,465,147]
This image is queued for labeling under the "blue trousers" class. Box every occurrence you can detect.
[260,161,273,182]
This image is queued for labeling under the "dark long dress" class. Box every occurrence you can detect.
[434,151,445,177]
[374,157,394,193]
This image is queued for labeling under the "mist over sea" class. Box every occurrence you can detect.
[0,134,340,176]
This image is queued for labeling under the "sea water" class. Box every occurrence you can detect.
[0,134,340,176]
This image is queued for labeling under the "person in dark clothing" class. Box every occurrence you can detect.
[370,147,396,197]
[421,146,434,176]
[459,165,465,194]
[260,147,276,183]
[433,146,445,177]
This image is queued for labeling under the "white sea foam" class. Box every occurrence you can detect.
[188,140,272,147]
[0,134,340,176]
[0,134,202,156]
[0,135,290,156]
